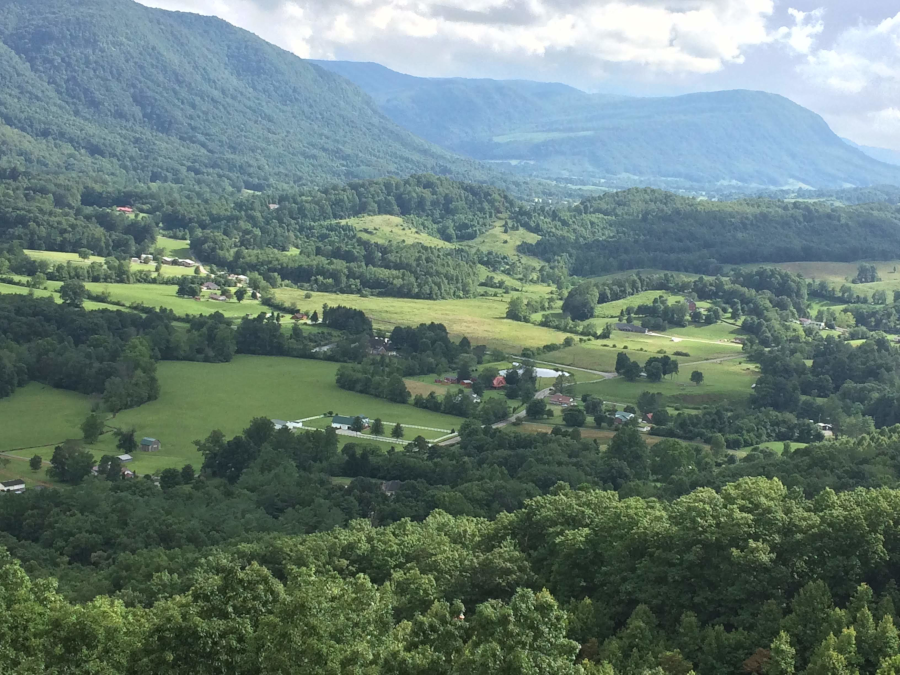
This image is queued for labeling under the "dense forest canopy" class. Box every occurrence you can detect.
[0,0,522,192]
[520,188,900,276]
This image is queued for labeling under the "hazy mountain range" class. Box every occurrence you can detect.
[314,60,900,191]
[0,0,896,194]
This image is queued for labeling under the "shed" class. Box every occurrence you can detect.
[140,437,160,452]
[117,454,134,463]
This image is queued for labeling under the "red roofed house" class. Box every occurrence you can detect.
[548,394,574,407]
[492,376,507,389]
[116,207,134,214]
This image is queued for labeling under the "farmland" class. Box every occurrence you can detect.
[0,357,464,476]
[349,215,453,248]
[572,357,759,410]
[274,287,569,352]
[26,249,197,277]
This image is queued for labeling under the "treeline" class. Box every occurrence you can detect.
[0,295,234,410]
[519,188,900,275]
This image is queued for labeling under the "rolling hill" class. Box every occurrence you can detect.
[0,0,500,189]
[312,60,900,191]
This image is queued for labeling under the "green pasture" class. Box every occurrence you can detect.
[26,249,197,277]
[0,282,114,311]
[349,215,453,248]
[2,357,464,475]
[0,384,95,454]
[45,281,268,319]
[156,236,193,259]
[464,223,542,262]
[572,358,759,410]
[274,288,571,352]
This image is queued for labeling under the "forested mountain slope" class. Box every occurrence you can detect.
[313,60,900,191]
[0,0,496,189]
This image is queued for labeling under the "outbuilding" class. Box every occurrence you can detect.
[140,438,161,452]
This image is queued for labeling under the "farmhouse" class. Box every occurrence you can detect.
[228,274,250,284]
[130,257,140,264]
[381,480,402,496]
[291,313,308,321]
[202,282,220,291]
[161,257,174,264]
[140,437,160,452]
[179,259,196,267]
[208,294,228,302]
[332,415,370,430]
[614,412,635,424]
[492,376,507,389]
[116,206,133,214]
[367,337,395,356]
[615,323,649,334]
[140,254,153,263]
[547,394,574,407]
[0,479,26,494]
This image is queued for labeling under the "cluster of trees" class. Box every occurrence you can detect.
[335,361,411,403]
[518,188,900,276]
[613,352,680,382]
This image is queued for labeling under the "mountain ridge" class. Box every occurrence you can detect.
[312,59,900,191]
[0,0,504,189]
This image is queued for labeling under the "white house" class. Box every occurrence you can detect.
[0,479,25,494]
[332,415,369,430]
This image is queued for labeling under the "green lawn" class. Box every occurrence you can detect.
[2,357,466,475]
[156,236,193,259]
[573,359,759,410]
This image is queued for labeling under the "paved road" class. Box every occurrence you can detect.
[438,387,553,446]
[510,356,617,379]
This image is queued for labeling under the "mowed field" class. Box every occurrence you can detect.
[275,288,570,352]
[541,323,746,373]
[572,358,759,409]
[0,357,464,476]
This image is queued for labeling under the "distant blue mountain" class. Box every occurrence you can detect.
[313,60,900,191]
[843,138,900,167]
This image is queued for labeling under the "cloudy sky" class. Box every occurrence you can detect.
[138,0,900,151]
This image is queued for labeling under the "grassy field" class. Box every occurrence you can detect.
[1,357,465,476]
[510,422,673,447]
[572,358,758,410]
[0,282,113,311]
[26,249,197,277]
[274,288,570,352]
[0,384,95,453]
[750,261,900,284]
[463,224,542,263]
[349,215,453,248]
[44,281,270,319]
[156,236,193,259]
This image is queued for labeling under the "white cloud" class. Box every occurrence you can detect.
[139,0,785,77]
[779,7,824,55]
